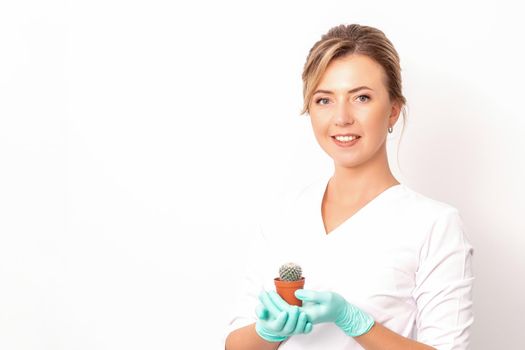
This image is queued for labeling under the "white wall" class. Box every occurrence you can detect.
[1,1,523,349]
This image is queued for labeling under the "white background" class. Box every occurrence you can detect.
[1,0,524,349]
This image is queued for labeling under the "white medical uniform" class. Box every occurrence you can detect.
[225,175,474,350]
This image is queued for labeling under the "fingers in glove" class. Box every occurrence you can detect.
[259,291,284,317]
[268,290,292,310]
[295,289,329,303]
[304,321,313,334]
[292,310,308,334]
[267,311,288,332]
[281,305,300,334]
[255,303,269,320]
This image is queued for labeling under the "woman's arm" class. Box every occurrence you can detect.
[295,290,437,349]
[225,323,281,350]
[225,321,436,350]
[355,322,435,350]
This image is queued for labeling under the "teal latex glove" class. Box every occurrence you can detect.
[295,289,375,337]
[255,290,313,342]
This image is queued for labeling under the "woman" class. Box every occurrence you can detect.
[225,24,474,350]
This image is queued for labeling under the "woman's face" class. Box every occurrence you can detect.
[308,54,400,170]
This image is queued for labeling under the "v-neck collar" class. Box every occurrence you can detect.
[314,175,405,236]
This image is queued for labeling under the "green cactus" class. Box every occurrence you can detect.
[279,262,302,282]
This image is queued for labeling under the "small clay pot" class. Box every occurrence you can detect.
[274,277,305,306]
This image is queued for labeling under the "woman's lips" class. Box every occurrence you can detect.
[331,135,361,147]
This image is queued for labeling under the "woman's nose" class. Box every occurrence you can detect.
[334,100,354,126]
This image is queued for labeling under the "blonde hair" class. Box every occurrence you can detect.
[301,24,407,120]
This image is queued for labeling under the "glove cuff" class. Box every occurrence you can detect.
[335,303,375,337]
[255,322,288,343]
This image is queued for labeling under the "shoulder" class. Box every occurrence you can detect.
[377,184,469,248]
[395,185,472,249]
[395,184,461,220]
[256,176,323,239]
[263,176,323,216]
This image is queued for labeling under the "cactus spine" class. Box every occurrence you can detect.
[279,262,302,282]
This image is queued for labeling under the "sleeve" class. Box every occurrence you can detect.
[412,208,475,350]
[223,223,267,339]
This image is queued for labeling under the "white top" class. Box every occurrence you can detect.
[225,175,475,350]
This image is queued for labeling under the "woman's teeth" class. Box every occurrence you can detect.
[334,135,359,142]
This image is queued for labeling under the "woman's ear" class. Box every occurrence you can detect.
[389,100,402,125]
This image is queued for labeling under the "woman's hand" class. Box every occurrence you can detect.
[295,289,375,337]
[255,290,313,342]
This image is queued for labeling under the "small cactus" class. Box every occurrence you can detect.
[279,262,302,282]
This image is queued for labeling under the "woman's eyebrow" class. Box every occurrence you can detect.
[313,86,373,95]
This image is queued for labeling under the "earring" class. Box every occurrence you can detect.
[388,126,393,133]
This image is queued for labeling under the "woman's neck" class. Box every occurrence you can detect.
[328,151,399,206]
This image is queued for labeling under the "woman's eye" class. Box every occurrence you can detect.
[316,98,330,105]
[356,95,370,103]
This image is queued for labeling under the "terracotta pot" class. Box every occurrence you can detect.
[274,277,305,306]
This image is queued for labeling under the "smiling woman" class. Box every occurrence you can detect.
[307,55,400,171]
[225,24,474,350]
